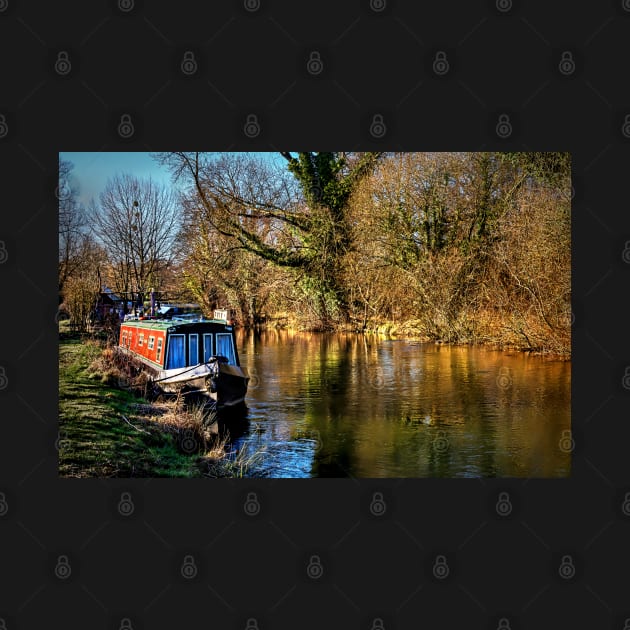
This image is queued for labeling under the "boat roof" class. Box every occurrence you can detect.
[121,319,231,331]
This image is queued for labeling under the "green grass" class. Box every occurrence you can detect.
[58,336,259,477]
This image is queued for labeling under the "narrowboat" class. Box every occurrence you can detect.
[118,310,249,408]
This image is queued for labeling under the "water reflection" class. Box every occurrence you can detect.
[230,329,570,478]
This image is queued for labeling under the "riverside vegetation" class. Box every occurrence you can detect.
[58,326,263,478]
[60,152,570,357]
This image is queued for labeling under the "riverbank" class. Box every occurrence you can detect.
[243,312,571,359]
[58,334,261,477]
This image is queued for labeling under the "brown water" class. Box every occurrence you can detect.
[230,329,571,478]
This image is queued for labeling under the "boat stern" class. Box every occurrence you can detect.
[215,363,249,408]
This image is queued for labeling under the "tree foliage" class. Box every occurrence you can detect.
[343,151,570,352]
[60,151,570,354]
[58,159,104,331]
[156,152,382,327]
[153,150,569,351]
[59,159,89,294]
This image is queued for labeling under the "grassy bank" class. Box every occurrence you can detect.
[59,335,260,477]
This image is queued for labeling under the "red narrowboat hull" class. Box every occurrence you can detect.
[117,319,249,408]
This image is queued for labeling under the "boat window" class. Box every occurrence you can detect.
[216,333,236,365]
[148,336,155,350]
[166,334,186,369]
[138,333,144,347]
[189,334,199,366]
[121,331,127,346]
[203,334,213,362]
[156,338,163,363]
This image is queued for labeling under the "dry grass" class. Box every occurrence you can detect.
[196,430,266,478]
[62,338,263,477]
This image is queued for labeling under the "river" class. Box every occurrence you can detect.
[227,329,571,478]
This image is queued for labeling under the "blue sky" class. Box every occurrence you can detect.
[59,152,286,207]
[59,152,173,206]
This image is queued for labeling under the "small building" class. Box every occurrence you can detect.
[95,287,125,322]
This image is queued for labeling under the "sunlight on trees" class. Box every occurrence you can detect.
[59,152,570,354]
[343,151,570,352]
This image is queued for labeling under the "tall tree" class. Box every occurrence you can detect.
[156,152,382,326]
[58,159,87,296]
[59,159,109,330]
[91,174,179,312]
[62,239,105,333]
[279,152,382,323]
